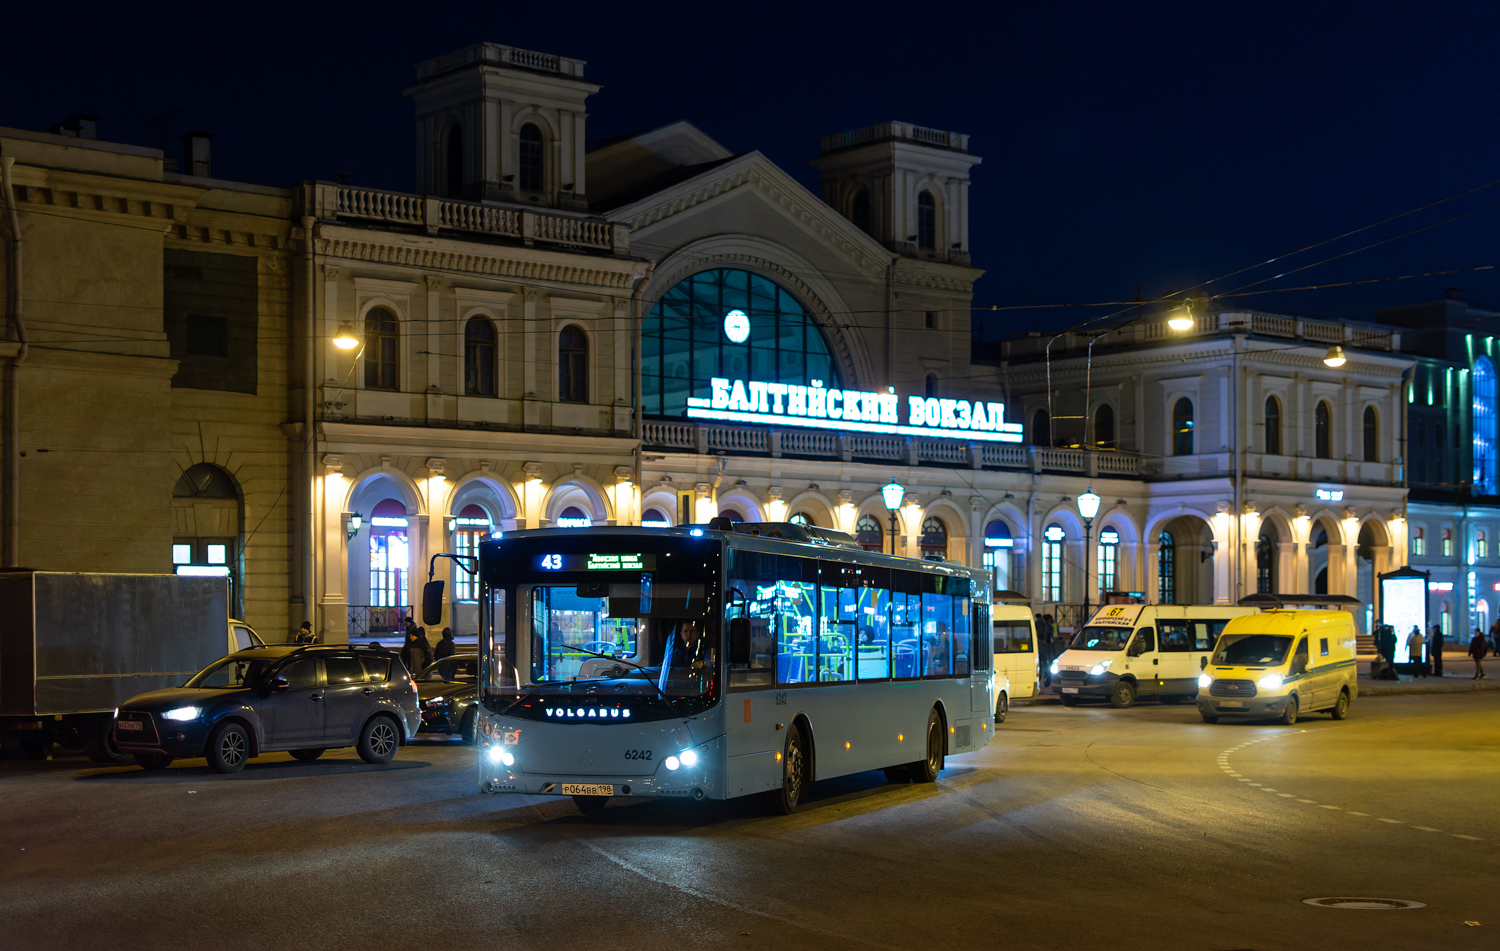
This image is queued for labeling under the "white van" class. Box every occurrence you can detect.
[1197,610,1358,724]
[991,604,1038,722]
[1050,604,1259,707]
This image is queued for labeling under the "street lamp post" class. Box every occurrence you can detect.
[1077,488,1101,624]
[881,481,904,557]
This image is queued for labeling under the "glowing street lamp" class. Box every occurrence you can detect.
[1323,345,1346,368]
[332,321,361,350]
[1077,488,1101,621]
[882,481,904,556]
[346,511,363,540]
[1167,304,1194,332]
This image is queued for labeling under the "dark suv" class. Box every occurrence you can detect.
[114,645,421,773]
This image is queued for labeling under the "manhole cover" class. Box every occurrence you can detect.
[1303,897,1426,910]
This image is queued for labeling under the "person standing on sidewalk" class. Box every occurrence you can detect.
[1406,625,1428,676]
[1471,628,1490,679]
[1430,623,1444,676]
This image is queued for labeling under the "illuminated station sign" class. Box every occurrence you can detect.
[685,377,1024,443]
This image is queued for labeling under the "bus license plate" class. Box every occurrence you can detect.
[1061,687,1079,694]
[561,783,613,797]
[1219,701,1244,708]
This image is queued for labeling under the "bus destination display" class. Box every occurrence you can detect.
[535,552,656,571]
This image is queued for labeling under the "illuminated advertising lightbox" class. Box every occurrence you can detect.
[1380,574,1427,664]
[684,377,1024,443]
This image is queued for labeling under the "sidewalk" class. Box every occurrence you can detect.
[1355,651,1500,697]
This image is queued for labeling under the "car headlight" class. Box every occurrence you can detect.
[1049,661,1059,675]
[426,696,444,705]
[163,706,200,721]
[1089,660,1112,676]
[1257,673,1284,690]
[1198,673,1213,689]
[486,745,514,767]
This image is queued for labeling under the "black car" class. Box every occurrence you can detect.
[114,645,422,773]
[413,654,480,741]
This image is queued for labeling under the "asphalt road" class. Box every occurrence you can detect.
[2,692,1496,951]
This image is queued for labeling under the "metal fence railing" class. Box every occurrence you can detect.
[348,605,412,640]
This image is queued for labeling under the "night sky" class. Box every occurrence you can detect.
[6,2,1500,336]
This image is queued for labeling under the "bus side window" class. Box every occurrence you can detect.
[952,596,971,675]
[971,603,991,671]
[725,549,777,687]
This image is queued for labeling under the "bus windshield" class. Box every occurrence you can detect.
[1070,625,1132,651]
[1213,634,1293,666]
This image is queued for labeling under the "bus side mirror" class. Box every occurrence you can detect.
[729,617,751,665]
[422,580,445,626]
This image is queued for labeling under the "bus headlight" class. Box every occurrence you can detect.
[486,745,514,767]
[679,749,699,768]
[1198,673,1212,689]
[664,755,681,771]
[1257,673,1284,690]
[1089,661,1112,676]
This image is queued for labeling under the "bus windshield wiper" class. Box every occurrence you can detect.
[564,645,678,709]
[496,647,677,714]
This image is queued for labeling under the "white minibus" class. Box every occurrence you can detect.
[1050,604,1258,707]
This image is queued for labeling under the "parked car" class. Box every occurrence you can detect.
[413,654,480,742]
[113,645,421,773]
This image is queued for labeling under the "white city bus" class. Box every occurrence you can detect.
[455,520,995,814]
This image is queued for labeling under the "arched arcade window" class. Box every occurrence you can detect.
[1315,401,1332,459]
[641,269,837,418]
[172,464,242,618]
[916,191,936,251]
[1265,395,1282,455]
[1041,525,1065,602]
[640,508,671,528]
[464,316,496,397]
[518,122,544,193]
[1475,356,1497,494]
[855,514,883,552]
[983,519,1014,592]
[1097,527,1119,597]
[451,504,490,601]
[558,325,588,404]
[555,506,592,528]
[1172,398,1194,455]
[364,308,399,391]
[1157,531,1176,604]
[789,512,812,526]
[717,509,745,523]
[368,498,410,612]
[920,516,948,561]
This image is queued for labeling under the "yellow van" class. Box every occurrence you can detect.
[1197,610,1358,725]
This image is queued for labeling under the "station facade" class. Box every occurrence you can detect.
[7,40,1490,646]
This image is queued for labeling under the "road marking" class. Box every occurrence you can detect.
[1348,811,1369,816]
[1453,834,1483,841]
[1413,826,1443,833]
[1297,799,1318,803]
[1319,805,1341,810]
[1378,818,1402,824]
[1259,787,1277,792]
[1278,793,1297,797]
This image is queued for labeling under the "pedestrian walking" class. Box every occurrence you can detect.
[1471,628,1490,679]
[1406,625,1428,676]
[434,627,457,661]
[294,621,317,645]
[1491,619,1500,658]
[1035,613,1053,685]
[1430,623,1444,676]
[400,629,433,674]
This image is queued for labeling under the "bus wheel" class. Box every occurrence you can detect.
[1330,690,1350,720]
[770,725,808,814]
[573,795,609,817]
[995,692,1009,723]
[1279,695,1299,726]
[909,709,944,784]
[1109,680,1136,708]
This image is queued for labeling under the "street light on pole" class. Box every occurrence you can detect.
[1077,488,1101,624]
[881,481,904,557]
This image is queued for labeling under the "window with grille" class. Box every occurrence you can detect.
[1157,531,1176,604]
[1042,525,1065,602]
[1412,527,1425,556]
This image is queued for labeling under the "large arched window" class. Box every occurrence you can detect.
[1256,523,1278,594]
[1264,395,1282,455]
[916,191,936,251]
[558,325,588,403]
[1041,525,1065,602]
[518,122,544,193]
[920,516,948,561]
[556,506,592,528]
[1314,400,1332,458]
[368,498,409,611]
[850,189,870,234]
[364,308,398,391]
[641,268,836,417]
[1094,404,1115,448]
[1157,531,1176,604]
[1097,527,1119,596]
[445,124,464,199]
[984,519,1013,591]
[1475,356,1497,494]
[464,316,496,397]
[451,504,490,601]
[855,514,883,552]
[1172,398,1194,455]
[172,463,242,618]
[1362,406,1379,462]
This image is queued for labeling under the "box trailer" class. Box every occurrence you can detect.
[0,570,262,760]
